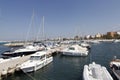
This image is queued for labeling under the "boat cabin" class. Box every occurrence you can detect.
[30,51,52,61]
[69,47,75,50]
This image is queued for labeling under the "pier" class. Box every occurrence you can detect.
[0,55,30,78]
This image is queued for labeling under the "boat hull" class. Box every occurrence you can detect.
[83,62,113,80]
[21,57,53,73]
[62,51,88,56]
[2,50,38,57]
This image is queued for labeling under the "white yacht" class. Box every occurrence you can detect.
[113,39,120,43]
[110,58,120,80]
[20,51,53,73]
[80,42,91,50]
[83,62,113,80]
[90,40,100,44]
[62,44,88,56]
[2,44,45,57]
[13,45,44,53]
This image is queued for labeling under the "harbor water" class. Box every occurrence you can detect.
[0,42,120,80]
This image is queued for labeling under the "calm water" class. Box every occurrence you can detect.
[0,42,120,80]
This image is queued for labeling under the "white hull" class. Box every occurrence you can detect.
[62,51,88,56]
[83,62,113,80]
[62,44,89,56]
[22,57,53,73]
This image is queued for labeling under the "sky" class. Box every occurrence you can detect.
[0,0,120,41]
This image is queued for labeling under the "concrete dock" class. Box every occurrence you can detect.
[0,55,31,78]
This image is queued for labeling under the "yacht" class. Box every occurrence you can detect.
[110,57,120,80]
[90,40,100,44]
[83,62,113,80]
[80,42,91,50]
[20,51,53,73]
[62,44,88,56]
[113,39,120,43]
[2,44,45,57]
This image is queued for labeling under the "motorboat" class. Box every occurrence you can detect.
[62,44,89,56]
[110,57,120,80]
[80,42,91,50]
[2,44,45,57]
[90,40,100,44]
[83,62,113,80]
[20,51,53,73]
[113,39,120,43]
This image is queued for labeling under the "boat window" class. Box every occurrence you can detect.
[30,56,40,60]
[30,56,34,60]
[35,56,41,60]
[69,47,75,50]
[40,55,45,61]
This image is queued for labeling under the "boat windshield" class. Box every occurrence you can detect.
[69,47,75,50]
[30,56,41,60]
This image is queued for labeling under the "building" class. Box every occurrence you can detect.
[107,32,117,37]
[95,33,102,38]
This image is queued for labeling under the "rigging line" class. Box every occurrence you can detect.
[36,18,42,41]
[25,10,34,45]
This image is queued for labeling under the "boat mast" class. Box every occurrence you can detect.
[25,10,34,45]
[36,16,45,42]
[42,16,44,41]
[36,18,42,41]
